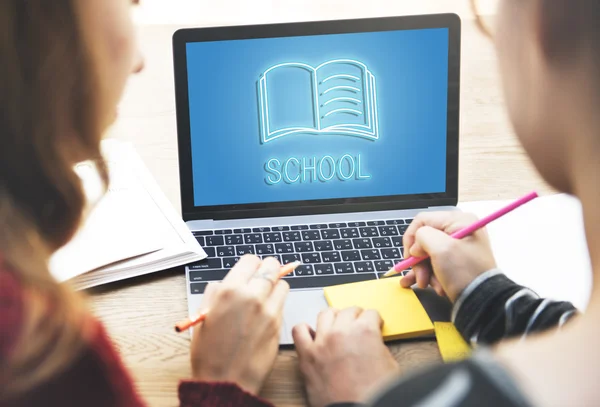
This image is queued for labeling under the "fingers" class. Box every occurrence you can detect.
[246,257,281,300]
[333,306,363,328]
[198,282,219,309]
[223,254,262,286]
[316,308,337,334]
[292,323,315,353]
[413,263,431,289]
[264,279,290,318]
[430,275,446,297]
[400,270,416,288]
[403,211,478,258]
[358,309,383,330]
[413,226,455,258]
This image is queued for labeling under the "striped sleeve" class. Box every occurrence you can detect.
[452,269,578,345]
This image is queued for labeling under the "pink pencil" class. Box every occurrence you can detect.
[383,191,539,277]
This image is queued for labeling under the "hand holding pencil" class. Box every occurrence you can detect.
[394,192,537,302]
[184,255,297,396]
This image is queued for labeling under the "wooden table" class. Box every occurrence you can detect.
[91,7,553,406]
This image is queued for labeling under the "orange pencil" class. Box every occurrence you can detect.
[174,261,302,333]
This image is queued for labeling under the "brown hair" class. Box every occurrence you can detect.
[0,0,108,398]
[538,0,600,65]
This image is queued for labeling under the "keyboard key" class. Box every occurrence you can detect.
[302,230,321,241]
[225,235,243,245]
[236,245,255,255]
[189,258,222,270]
[309,224,328,230]
[359,227,379,237]
[378,226,399,236]
[381,248,402,260]
[374,260,395,271]
[193,230,213,236]
[244,234,263,244]
[406,219,414,224]
[392,236,403,247]
[360,249,381,260]
[283,231,302,241]
[333,239,353,250]
[372,237,392,248]
[355,261,375,273]
[291,225,309,230]
[367,220,385,226]
[341,250,360,261]
[301,253,322,264]
[195,236,205,246]
[340,228,359,238]
[386,219,405,225]
[321,229,340,239]
[334,262,355,274]
[328,222,347,228]
[255,244,275,255]
[282,253,301,264]
[347,222,366,227]
[264,232,282,243]
[190,269,228,282]
[272,226,290,231]
[398,225,409,235]
[315,264,335,275]
[321,251,341,263]
[206,236,224,246]
[253,227,270,232]
[283,273,375,289]
[314,240,333,251]
[275,243,294,254]
[295,265,314,276]
[216,246,235,257]
[294,242,314,252]
[352,238,373,249]
[223,257,240,268]
[190,282,208,294]
[214,229,232,235]
[234,228,251,233]
[203,247,216,257]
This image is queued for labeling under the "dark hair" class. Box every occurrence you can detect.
[0,0,108,398]
[540,0,600,64]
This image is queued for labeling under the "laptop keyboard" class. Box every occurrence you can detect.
[188,219,413,294]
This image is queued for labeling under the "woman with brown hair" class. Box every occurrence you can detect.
[1,1,291,406]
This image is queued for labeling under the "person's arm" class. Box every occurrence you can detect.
[452,269,577,345]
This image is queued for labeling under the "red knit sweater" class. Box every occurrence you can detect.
[0,262,272,407]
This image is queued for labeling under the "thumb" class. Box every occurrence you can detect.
[412,226,454,258]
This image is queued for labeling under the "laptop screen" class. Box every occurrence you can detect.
[186,27,449,208]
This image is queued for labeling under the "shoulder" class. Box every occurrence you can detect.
[371,351,533,407]
[0,258,25,359]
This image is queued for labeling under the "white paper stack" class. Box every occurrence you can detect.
[49,139,206,290]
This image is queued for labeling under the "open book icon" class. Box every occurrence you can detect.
[258,59,379,144]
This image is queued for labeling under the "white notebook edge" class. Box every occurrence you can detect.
[58,139,206,289]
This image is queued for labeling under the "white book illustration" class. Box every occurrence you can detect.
[258,59,380,144]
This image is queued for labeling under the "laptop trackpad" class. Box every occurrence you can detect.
[280,289,329,345]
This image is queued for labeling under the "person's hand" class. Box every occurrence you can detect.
[190,255,289,395]
[293,307,399,407]
[400,211,497,302]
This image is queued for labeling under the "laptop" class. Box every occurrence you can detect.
[173,14,461,344]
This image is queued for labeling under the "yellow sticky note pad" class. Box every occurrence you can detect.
[434,322,471,362]
[323,277,434,341]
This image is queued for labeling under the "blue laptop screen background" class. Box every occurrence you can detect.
[186,28,449,207]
